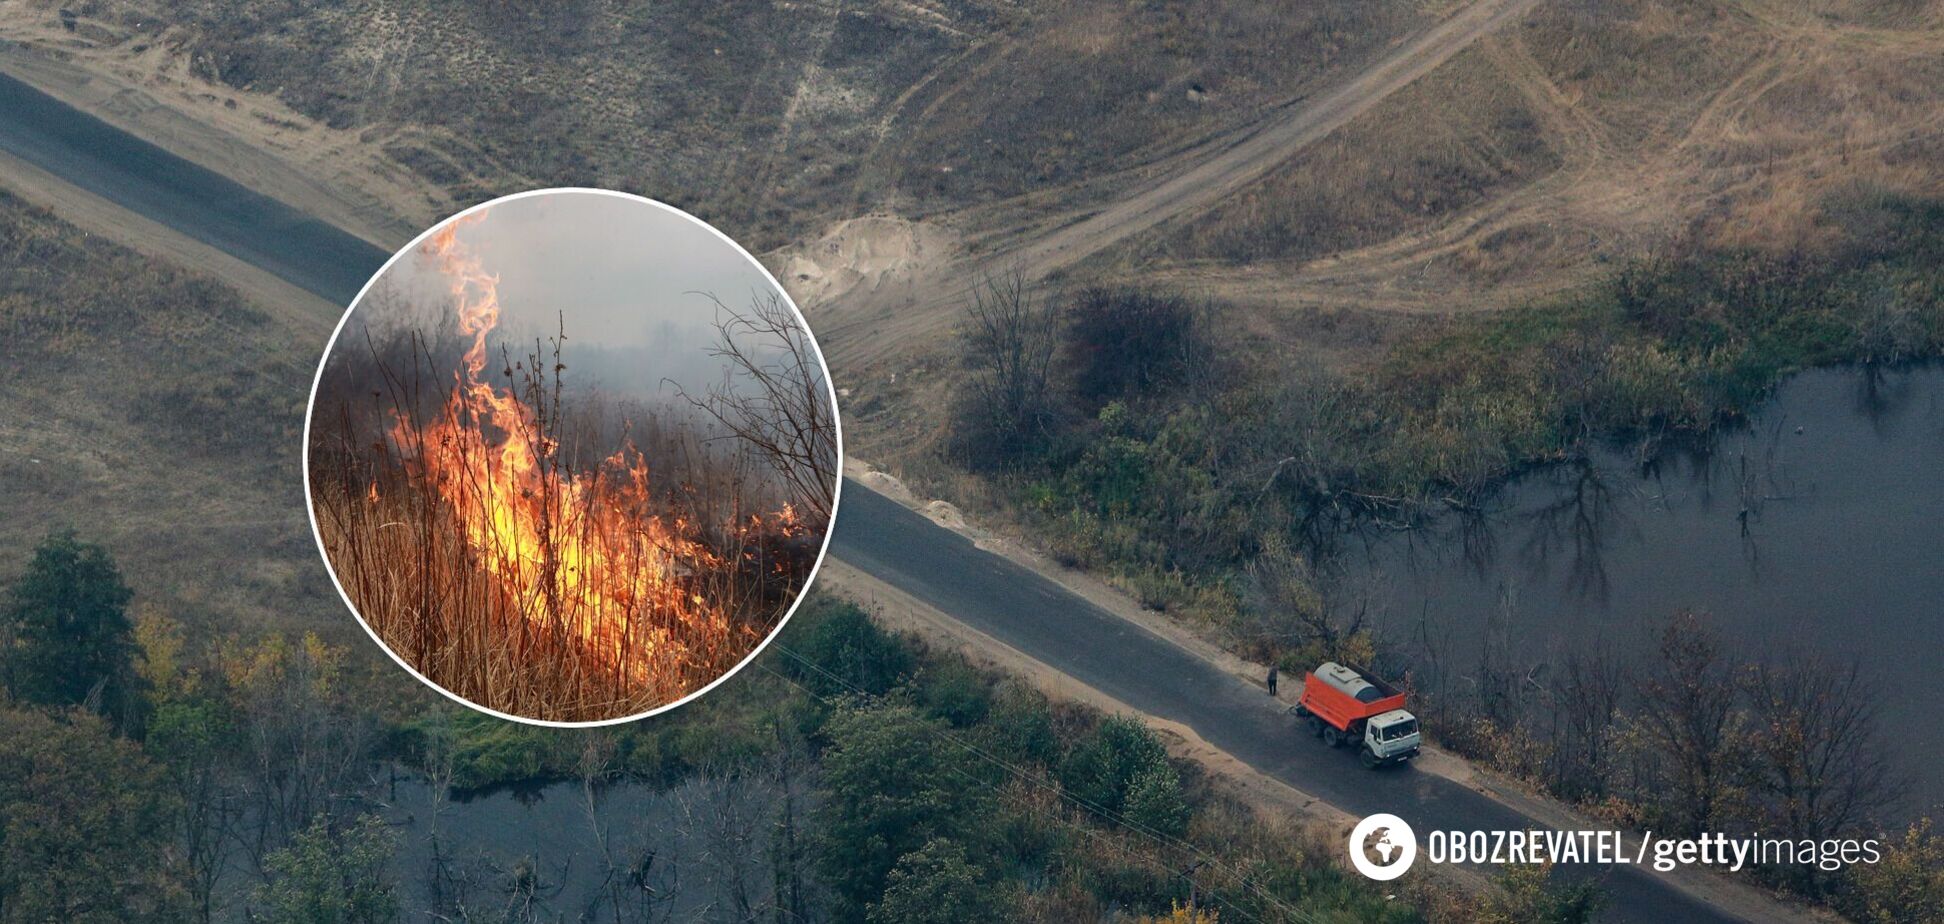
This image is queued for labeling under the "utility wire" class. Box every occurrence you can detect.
[763,642,1333,924]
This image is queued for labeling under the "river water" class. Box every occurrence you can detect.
[369,773,789,921]
[1339,365,1944,812]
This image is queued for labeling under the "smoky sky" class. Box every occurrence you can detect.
[358,191,791,402]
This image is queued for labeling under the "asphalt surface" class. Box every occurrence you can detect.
[830,488,1736,923]
[0,64,1747,923]
[0,69,385,305]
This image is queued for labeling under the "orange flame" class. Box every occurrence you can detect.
[379,212,797,686]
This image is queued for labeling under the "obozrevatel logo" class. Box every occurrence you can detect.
[1349,813,1417,880]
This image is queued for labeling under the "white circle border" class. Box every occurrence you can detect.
[299,187,845,728]
[1348,813,1418,881]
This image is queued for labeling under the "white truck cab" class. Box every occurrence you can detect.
[1363,709,1421,767]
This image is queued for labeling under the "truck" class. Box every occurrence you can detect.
[1292,662,1421,769]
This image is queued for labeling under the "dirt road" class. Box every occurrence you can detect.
[814,0,1546,371]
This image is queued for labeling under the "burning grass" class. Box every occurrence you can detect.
[307,221,832,722]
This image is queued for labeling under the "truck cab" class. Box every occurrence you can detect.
[1362,709,1421,768]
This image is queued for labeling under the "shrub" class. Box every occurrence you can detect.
[1123,762,1191,838]
[1061,715,1170,816]
[1063,287,1209,408]
[786,598,913,697]
[919,659,993,727]
[867,838,1004,924]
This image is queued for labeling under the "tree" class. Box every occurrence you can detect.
[1,531,147,732]
[221,634,376,870]
[866,839,1003,924]
[252,814,398,924]
[815,704,993,914]
[787,599,912,697]
[1545,648,1626,802]
[1744,652,1901,893]
[0,708,182,922]
[952,271,1061,469]
[1844,819,1944,924]
[149,698,241,922]
[1634,612,1741,834]
[1060,715,1170,816]
[686,291,839,524]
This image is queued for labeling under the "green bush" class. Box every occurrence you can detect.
[1060,715,1171,817]
[1122,762,1190,838]
[785,597,914,697]
[918,659,993,727]
[815,703,995,915]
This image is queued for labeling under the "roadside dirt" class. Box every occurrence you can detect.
[0,147,341,335]
[768,214,956,311]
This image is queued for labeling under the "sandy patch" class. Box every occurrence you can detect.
[769,215,955,311]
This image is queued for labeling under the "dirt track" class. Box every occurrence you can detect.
[813,0,1546,371]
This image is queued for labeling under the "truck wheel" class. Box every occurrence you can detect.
[1323,727,1343,748]
[1360,747,1379,769]
[1307,717,1325,738]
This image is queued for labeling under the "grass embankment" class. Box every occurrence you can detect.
[17,0,1423,248]
[0,191,334,642]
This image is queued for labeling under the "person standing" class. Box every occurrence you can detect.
[1267,664,1279,697]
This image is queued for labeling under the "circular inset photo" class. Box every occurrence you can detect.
[304,189,840,725]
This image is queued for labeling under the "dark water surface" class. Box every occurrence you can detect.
[374,774,782,920]
[1342,365,1944,811]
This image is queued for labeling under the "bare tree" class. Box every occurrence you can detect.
[953,270,1060,469]
[675,767,780,921]
[686,291,839,525]
[769,724,812,923]
[1545,648,1626,801]
[1634,612,1742,834]
[1744,652,1903,892]
[580,735,679,924]
[228,636,376,874]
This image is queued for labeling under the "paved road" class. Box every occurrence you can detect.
[0,55,1752,924]
[830,488,1736,923]
[0,69,384,306]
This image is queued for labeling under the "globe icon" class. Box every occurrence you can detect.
[1348,813,1415,881]
[1369,828,1397,864]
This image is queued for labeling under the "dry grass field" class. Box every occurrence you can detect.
[0,0,1427,251]
[0,191,341,641]
[1103,0,1944,323]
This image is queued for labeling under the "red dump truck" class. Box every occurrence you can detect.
[1293,662,1421,768]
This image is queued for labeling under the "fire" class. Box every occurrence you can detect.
[377,211,797,686]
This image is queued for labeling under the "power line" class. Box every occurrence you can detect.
[762,643,1332,924]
